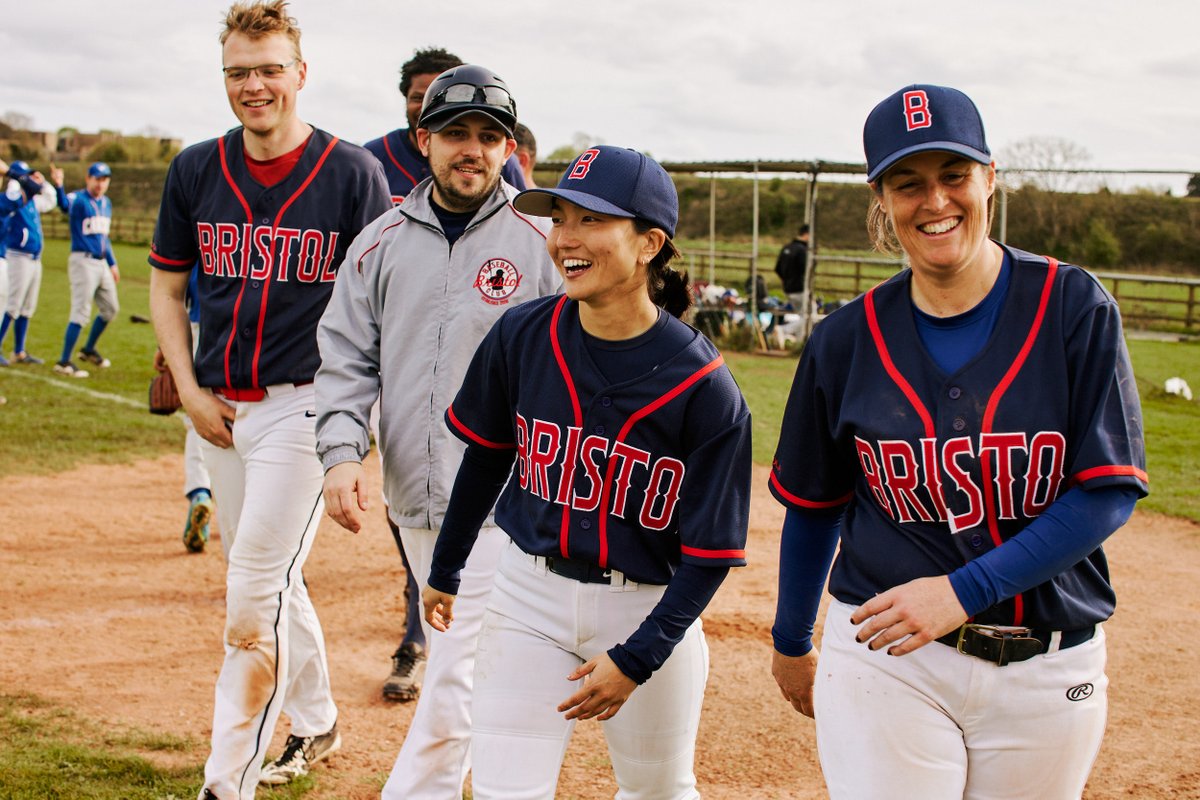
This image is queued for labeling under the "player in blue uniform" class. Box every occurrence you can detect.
[0,158,37,371]
[0,160,62,367]
[364,46,526,205]
[769,85,1148,799]
[147,3,391,798]
[53,161,120,376]
[423,146,752,798]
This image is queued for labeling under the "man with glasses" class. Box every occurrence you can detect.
[147,2,390,797]
[315,64,560,800]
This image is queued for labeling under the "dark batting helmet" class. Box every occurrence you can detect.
[417,64,517,137]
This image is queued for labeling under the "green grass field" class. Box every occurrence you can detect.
[1,238,1198,795]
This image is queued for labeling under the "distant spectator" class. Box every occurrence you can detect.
[514,122,537,188]
[774,223,811,325]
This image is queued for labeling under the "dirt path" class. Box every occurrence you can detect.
[2,456,1198,798]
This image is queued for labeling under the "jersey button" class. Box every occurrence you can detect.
[251,280,260,289]
[952,417,966,432]
[261,218,269,224]
[594,425,605,435]
[970,534,984,548]
[948,386,962,399]
[601,397,612,407]
[580,518,592,530]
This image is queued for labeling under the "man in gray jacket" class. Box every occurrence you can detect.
[314,64,560,800]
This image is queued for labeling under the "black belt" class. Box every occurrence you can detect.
[543,555,613,584]
[936,624,1096,667]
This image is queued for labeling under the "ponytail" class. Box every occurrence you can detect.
[634,220,691,318]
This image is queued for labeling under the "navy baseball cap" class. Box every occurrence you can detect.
[7,160,32,178]
[863,85,991,183]
[88,162,112,178]
[514,146,678,238]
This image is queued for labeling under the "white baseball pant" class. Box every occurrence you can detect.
[198,384,337,800]
[813,600,1108,800]
[382,524,507,800]
[183,322,211,498]
[0,257,8,324]
[4,250,42,317]
[66,251,119,326]
[466,539,707,800]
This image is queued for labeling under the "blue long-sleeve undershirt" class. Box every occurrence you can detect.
[772,485,1137,655]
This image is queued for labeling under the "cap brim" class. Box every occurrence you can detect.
[866,142,992,183]
[421,108,515,137]
[513,188,637,221]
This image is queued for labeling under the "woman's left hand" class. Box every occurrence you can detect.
[558,654,637,721]
[850,575,968,656]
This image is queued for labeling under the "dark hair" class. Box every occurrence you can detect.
[633,219,690,318]
[799,223,810,236]
[513,123,536,156]
[399,47,463,97]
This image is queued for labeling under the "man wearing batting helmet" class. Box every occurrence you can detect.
[316,63,560,799]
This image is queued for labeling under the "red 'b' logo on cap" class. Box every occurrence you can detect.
[903,90,932,131]
[569,148,600,180]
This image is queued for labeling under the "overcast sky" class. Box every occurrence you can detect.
[4,0,1198,190]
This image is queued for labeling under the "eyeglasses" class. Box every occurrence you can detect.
[222,60,297,83]
[423,83,516,119]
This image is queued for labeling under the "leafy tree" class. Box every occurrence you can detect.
[1188,173,1200,198]
[88,141,129,163]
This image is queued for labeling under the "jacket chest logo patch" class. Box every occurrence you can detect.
[474,258,523,305]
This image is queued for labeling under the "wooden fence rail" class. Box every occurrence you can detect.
[680,250,1200,335]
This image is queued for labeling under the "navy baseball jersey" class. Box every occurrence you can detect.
[445,294,751,585]
[364,127,527,205]
[770,246,1147,631]
[149,128,391,389]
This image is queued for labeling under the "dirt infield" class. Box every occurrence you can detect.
[2,455,1198,799]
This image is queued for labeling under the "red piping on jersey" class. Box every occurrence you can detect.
[769,470,853,509]
[865,288,936,438]
[549,297,584,557]
[357,217,407,273]
[250,136,340,388]
[977,257,1058,625]
[596,355,725,568]
[218,135,256,389]
[382,133,418,186]
[447,404,515,449]
[682,544,746,559]
[506,204,549,240]
[151,253,194,267]
[1071,464,1149,486]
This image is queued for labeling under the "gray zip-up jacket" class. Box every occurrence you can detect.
[315,177,561,530]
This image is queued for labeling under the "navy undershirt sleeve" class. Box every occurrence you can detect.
[608,563,729,684]
[949,485,1137,616]
[772,507,842,657]
[427,444,516,595]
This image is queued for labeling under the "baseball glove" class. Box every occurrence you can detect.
[149,366,182,415]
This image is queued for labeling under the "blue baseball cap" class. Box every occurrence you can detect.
[863,85,991,183]
[514,146,677,238]
[7,160,32,178]
[88,162,112,178]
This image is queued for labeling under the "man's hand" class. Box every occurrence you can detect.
[772,648,820,718]
[180,386,236,448]
[322,461,368,532]
[49,165,64,187]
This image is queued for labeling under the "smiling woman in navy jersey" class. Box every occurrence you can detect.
[422,145,752,799]
[770,85,1148,799]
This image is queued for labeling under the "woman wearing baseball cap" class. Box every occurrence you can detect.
[422,146,752,797]
[770,85,1147,797]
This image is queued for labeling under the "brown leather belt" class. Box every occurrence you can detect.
[936,624,1096,666]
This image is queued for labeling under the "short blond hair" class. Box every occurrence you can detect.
[220,0,302,60]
